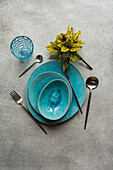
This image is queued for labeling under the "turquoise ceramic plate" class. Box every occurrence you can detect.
[38,80,70,120]
[28,72,73,114]
[26,60,86,125]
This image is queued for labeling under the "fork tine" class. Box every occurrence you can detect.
[10,91,17,102]
[10,90,20,102]
[10,90,17,99]
[13,90,21,98]
[12,90,20,100]
[13,90,20,98]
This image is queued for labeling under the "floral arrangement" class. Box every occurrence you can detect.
[46,25,87,72]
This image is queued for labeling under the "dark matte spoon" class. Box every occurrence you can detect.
[84,76,99,130]
[19,55,43,77]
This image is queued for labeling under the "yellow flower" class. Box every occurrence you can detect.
[46,24,85,71]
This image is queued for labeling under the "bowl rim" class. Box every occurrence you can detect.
[37,79,71,120]
[10,35,34,60]
[28,71,72,95]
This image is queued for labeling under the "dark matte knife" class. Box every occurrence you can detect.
[64,69,83,114]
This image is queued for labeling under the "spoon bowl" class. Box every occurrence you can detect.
[36,55,43,63]
[86,77,99,90]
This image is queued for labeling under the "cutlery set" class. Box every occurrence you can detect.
[10,36,99,134]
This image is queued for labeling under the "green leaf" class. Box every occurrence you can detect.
[72,44,82,47]
[62,57,70,72]
[75,52,82,61]
[50,41,57,46]
[61,46,69,52]
[77,40,85,44]
[46,45,59,53]
[66,37,73,47]
[47,52,52,56]
[56,35,60,40]
[56,39,62,43]
[70,27,74,36]
[57,43,62,48]
[58,53,62,63]
[69,52,82,61]
[73,30,81,41]
[70,44,82,52]
[69,53,77,61]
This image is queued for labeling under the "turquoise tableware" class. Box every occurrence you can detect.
[26,60,86,125]
[28,72,72,114]
[38,80,70,120]
[10,36,34,60]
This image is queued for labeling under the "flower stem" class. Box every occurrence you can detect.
[81,58,93,70]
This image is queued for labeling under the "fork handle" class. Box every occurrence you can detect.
[21,104,47,134]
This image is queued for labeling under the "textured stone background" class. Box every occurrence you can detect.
[0,0,113,169]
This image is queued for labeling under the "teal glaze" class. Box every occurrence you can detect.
[26,60,86,125]
[38,80,70,120]
[28,72,72,114]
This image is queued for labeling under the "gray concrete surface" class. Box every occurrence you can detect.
[0,0,113,169]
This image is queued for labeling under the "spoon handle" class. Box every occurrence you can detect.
[19,62,36,77]
[84,90,92,130]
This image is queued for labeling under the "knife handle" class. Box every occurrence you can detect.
[64,70,83,114]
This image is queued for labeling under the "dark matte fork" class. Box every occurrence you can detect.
[10,90,47,135]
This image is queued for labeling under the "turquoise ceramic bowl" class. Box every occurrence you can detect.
[28,72,72,114]
[38,80,70,120]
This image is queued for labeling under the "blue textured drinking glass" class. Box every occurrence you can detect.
[10,36,34,60]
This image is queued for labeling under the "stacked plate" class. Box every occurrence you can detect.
[26,60,86,125]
